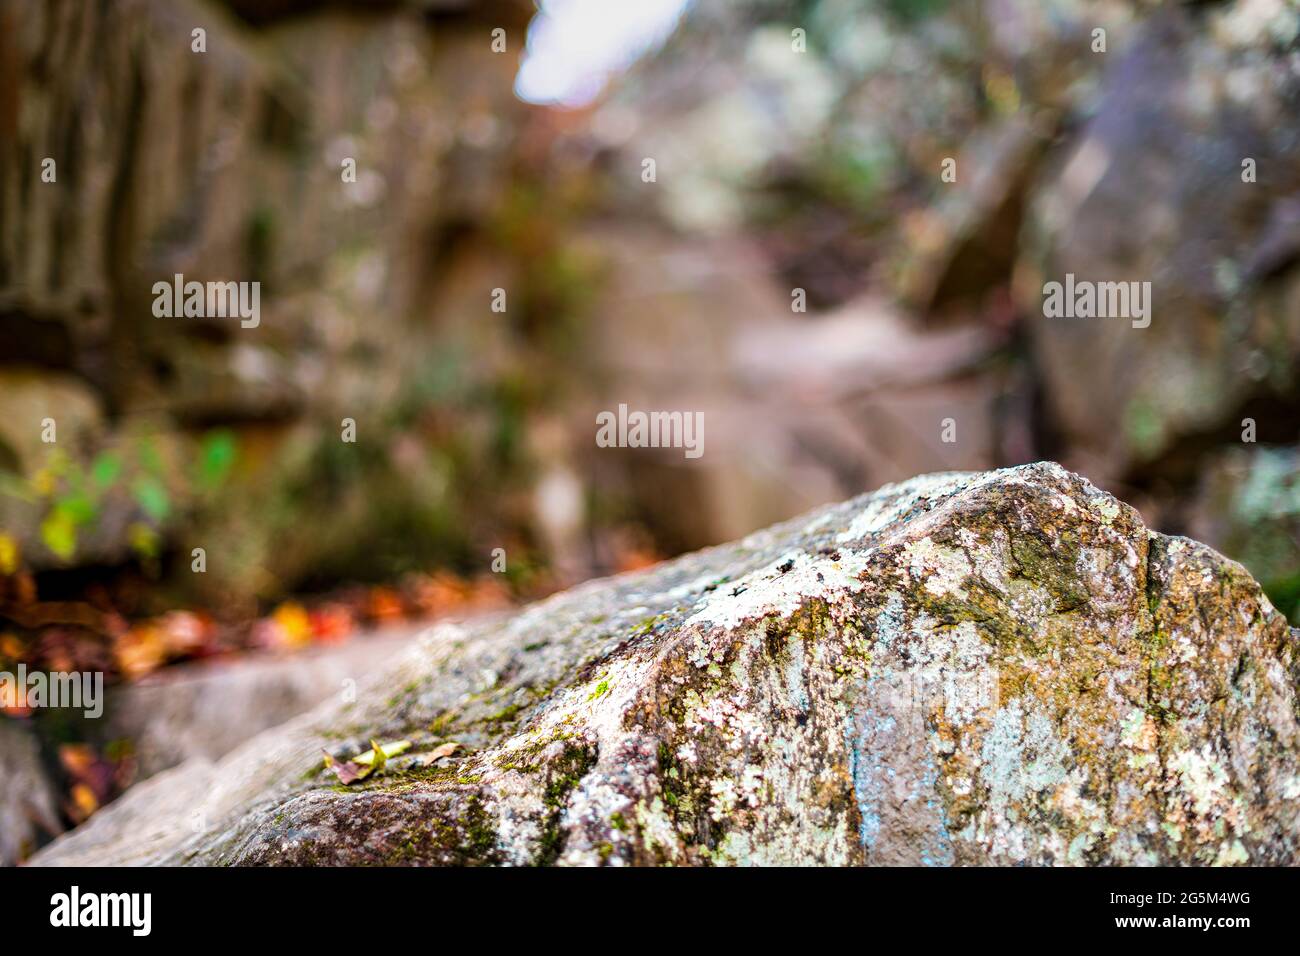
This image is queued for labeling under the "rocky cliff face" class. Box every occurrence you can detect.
[0,0,550,604]
[31,463,1300,866]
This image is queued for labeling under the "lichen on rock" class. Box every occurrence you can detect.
[30,463,1300,866]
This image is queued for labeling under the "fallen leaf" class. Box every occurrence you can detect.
[67,783,98,823]
[367,587,405,622]
[309,604,354,643]
[322,750,364,785]
[114,625,168,679]
[58,744,122,822]
[157,611,212,656]
[59,744,96,777]
[354,738,410,767]
[322,739,411,785]
[0,632,24,661]
[424,741,463,762]
[269,602,312,649]
[366,739,386,776]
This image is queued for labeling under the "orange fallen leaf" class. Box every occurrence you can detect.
[58,743,96,777]
[68,783,98,823]
[367,587,405,622]
[0,632,24,660]
[309,604,354,644]
[417,741,463,765]
[269,602,312,649]
[114,625,168,679]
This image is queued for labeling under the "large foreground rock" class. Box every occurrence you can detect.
[31,463,1300,866]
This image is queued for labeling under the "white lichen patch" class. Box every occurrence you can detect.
[980,700,1071,823]
[683,549,874,631]
[1215,839,1250,866]
[1169,746,1235,819]
[631,796,679,859]
[1003,577,1055,629]
[836,471,973,542]
[1119,707,1159,771]
[683,687,768,751]
[901,536,973,599]
[961,525,1012,592]
[1092,497,1121,524]
[1120,708,1158,751]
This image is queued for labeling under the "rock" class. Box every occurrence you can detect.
[1181,445,1300,623]
[571,228,1010,566]
[0,369,103,475]
[102,626,420,780]
[601,0,1119,306]
[1020,3,1300,481]
[0,718,63,865]
[897,115,1051,320]
[30,462,1300,866]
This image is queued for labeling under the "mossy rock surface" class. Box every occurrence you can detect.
[31,463,1300,865]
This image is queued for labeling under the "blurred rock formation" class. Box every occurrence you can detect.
[1,0,1297,624]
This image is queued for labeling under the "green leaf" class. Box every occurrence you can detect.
[131,476,170,522]
[90,452,123,490]
[58,493,96,525]
[366,739,387,776]
[198,430,237,489]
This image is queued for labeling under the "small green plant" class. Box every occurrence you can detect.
[3,430,238,565]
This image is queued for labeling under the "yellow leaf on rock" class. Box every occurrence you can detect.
[367,739,386,775]
[322,739,410,785]
[354,739,410,767]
